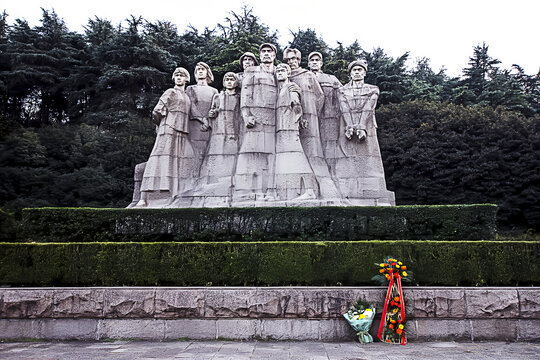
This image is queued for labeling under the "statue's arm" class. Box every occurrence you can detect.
[289,83,304,127]
[338,89,354,139]
[359,86,380,130]
[314,77,325,114]
[208,93,220,119]
[240,77,255,128]
[152,89,171,125]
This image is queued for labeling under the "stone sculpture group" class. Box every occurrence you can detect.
[130,44,395,208]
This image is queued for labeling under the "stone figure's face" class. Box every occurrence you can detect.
[260,47,276,64]
[350,66,366,81]
[223,76,238,90]
[242,57,255,70]
[275,66,289,81]
[173,72,188,86]
[308,55,322,72]
[195,66,208,80]
[285,54,300,70]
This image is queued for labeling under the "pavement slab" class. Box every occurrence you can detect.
[0,340,539,359]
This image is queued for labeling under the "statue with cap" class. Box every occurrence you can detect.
[335,59,395,205]
[283,48,341,201]
[233,43,279,203]
[237,51,258,88]
[308,51,344,176]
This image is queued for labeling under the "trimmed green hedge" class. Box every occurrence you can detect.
[21,205,498,243]
[1,241,537,286]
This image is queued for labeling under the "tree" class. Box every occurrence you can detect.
[364,48,409,105]
[462,42,501,98]
[287,28,330,69]
[324,41,363,83]
[208,6,280,82]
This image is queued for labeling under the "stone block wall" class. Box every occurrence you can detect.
[1,287,538,341]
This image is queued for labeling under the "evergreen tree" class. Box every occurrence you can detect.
[324,41,363,83]
[209,6,280,79]
[462,42,501,98]
[287,28,330,68]
[364,48,409,105]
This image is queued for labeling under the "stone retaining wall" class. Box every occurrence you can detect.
[1,287,539,341]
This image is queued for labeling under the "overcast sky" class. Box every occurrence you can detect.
[3,0,539,77]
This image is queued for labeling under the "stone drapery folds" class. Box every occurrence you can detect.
[130,47,395,208]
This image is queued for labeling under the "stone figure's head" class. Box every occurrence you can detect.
[284,48,301,71]
[239,52,258,70]
[275,63,291,82]
[308,52,323,72]
[259,43,277,64]
[194,62,214,84]
[172,67,190,86]
[348,60,368,81]
[223,72,239,90]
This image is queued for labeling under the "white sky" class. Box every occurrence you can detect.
[2,0,539,78]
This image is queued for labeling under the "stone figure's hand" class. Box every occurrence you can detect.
[152,111,164,125]
[201,118,210,132]
[345,126,354,140]
[246,116,255,128]
[300,118,308,129]
[208,109,218,118]
[357,129,367,141]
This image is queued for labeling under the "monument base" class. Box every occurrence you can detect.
[1,287,538,341]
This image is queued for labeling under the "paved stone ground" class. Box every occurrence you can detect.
[0,340,539,359]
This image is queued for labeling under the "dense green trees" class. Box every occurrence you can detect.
[0,7,538,230]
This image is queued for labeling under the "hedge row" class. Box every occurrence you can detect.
[1,241,537,287]
[20,205,498,243]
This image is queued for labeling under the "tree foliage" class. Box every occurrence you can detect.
[0,7,538,231]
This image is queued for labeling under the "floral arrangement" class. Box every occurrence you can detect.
[343,298,375,344]
[374,257,412,345]
[371,258,413,285]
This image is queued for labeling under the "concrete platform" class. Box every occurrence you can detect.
[0,340,539,359]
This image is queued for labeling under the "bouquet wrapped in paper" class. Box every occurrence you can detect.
[343,299,375,343]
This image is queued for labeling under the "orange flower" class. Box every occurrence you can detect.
[402,266,407,270]
[389,324,394,329]
[387,339,392,343]
[394,296,400,302]
[396,328,403,335]
[379,269,385,273]
[390,319,396,324]
[385,274,391,280]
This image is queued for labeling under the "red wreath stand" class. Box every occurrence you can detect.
[377,269,407,345]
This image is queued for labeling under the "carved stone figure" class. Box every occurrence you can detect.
[335,60,395,205]
[237,51,258,88]
[308,51,345,175]
[233,43,278,203]
[129,48,396,208]
[284,48,341,201]
[136,67,196,207]
[274,63,317,201]
[193,72,241,206]
[186,62,218,173]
